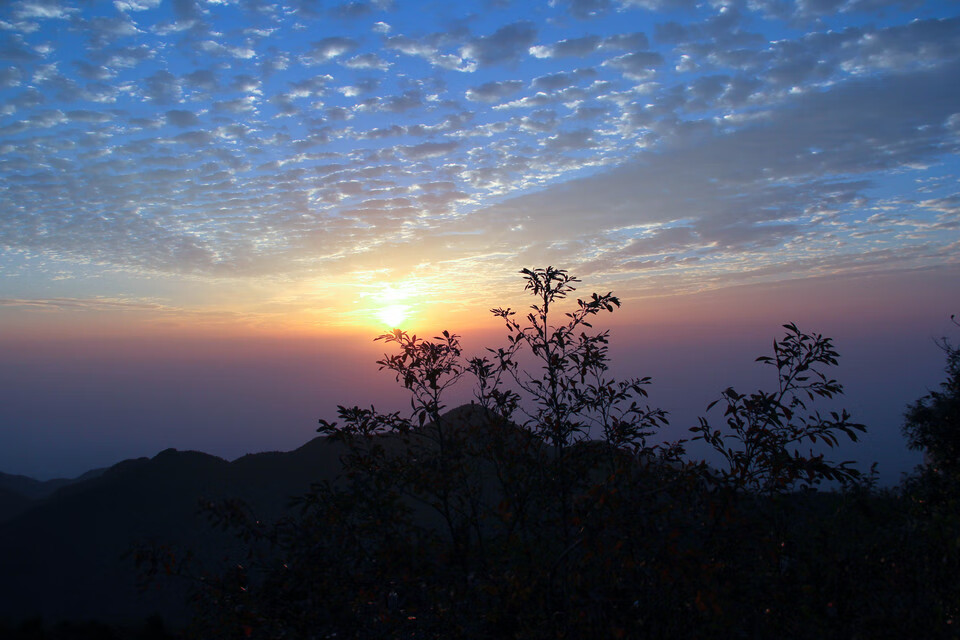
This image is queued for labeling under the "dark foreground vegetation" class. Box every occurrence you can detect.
[3,268,958,638]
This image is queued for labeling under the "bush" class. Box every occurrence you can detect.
[183,267,924,639]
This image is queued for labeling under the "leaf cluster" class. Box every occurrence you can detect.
[902,316,960,474]
[690,323,866,493]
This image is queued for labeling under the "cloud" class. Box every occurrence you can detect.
[12,0,77,20]
[151,0,203,36]
[493,92,557,110]
[288,74,332,97]
[379,89,422,112]
[326,106,353,120]
[385,34,474,71]
[301,37,359,65]
[0,66,22,87]
[417,189,471,212]
[338,77,381,97]
[231,74,262,93]
[1,0,957,292]
[182,68,218,91]
[165,109,200,127]
[271,94,299,116]
[83,15,141,48]
[543,128,596,151]
[0,41,40,63]
[602,52,664,79]
[572,105,608,120]
[198,39,257,60]
[330,0,393,19]
[171,0,201,20]
[168,130,213,145]
[789,0,920,19]
[531,72,581,91]
[845,16,960,73]
[359,124,406,139]
[554,0,613,19]
[602,32,649,51]
[0,108,66,134]
[466,80,524,102]
[461,21,537,66]
[213,96,257,113]
[530,35,602,58]
[0,200,220,275]
[406,112,474,137]
[143,70,182,104]
[66,109,113,123]
[114,0,162,11]
[654,7,765,52]
[399,141,459,159]
[342,53,390,70]
[100,44,155,69]
[460,60,960,276]
[0,296,167,312]
[72,60,114,81]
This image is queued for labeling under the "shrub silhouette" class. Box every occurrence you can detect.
[903,316,960,475]
[691,322,866,494]
[178,269,959,639]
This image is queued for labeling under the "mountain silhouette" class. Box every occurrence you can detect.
[0,435,349,625]
[0,403,633,626]
[0,485,32,524]
[0,469,107,522]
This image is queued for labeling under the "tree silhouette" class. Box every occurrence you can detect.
[903,316,960,474]
[691,322,866,493]
[181,268,960,640]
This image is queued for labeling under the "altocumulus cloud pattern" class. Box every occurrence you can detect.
[0,0,959,308]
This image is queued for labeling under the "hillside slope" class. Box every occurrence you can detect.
[0,437,347,624]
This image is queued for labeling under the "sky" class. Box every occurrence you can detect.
[1,0,958,481]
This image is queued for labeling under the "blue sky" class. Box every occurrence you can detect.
[1,0,959,479]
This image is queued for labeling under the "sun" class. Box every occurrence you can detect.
[377,304,409,328]
[361,281,420,329]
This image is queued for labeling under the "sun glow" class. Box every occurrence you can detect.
[377,304,410,328]
[368,282,419,328]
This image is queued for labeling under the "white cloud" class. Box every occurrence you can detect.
[114,0,162,11]
[602,52,664,80]
[13,0,77,20]
[342,52,390,70]
[385,34,475,71]
[300,37,359,65]
[213,96,258,113]
[530,34,602,58]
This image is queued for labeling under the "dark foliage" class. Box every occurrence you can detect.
[903,316,960,474]
[0,615,175,640]
[144,269,959,638]
[691,322,866,493]
[896,318,960,634]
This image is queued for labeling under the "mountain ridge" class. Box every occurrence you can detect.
[0,404,553,625]
[0,433,350,625]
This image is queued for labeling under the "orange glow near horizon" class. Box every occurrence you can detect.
[5,266,957,347]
